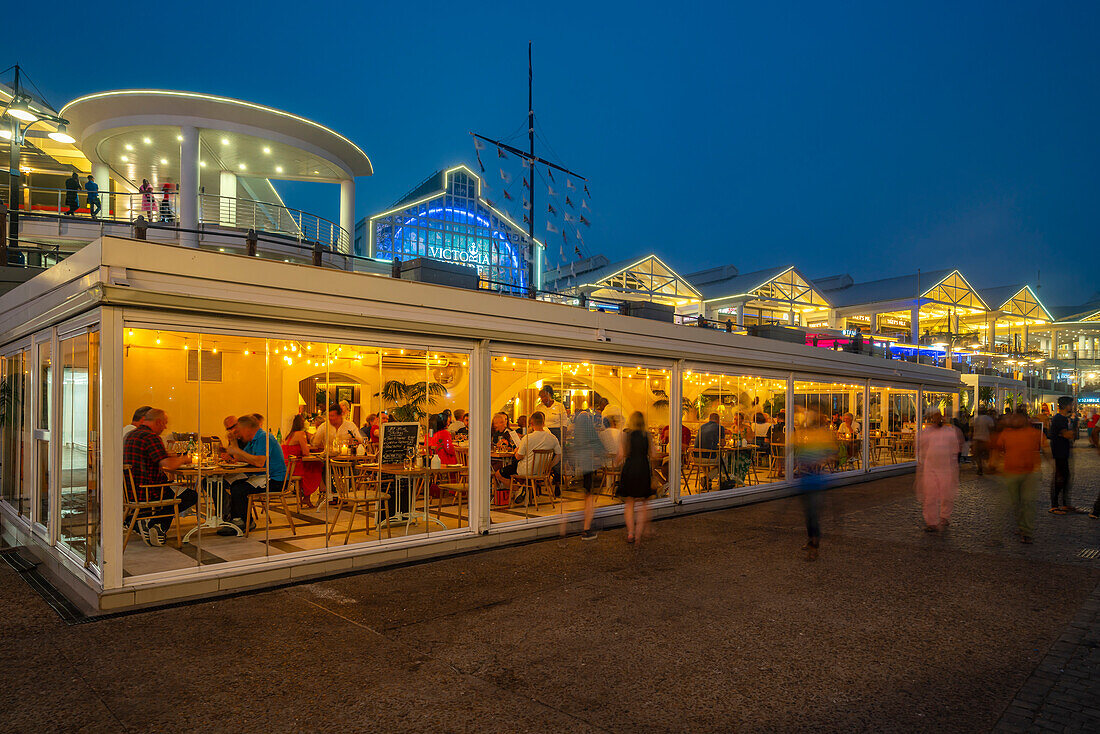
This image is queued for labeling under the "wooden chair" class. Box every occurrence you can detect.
[327,462,391,545]
[509,448,557,512]
[123,464,185,549]
[436,465,469,526]
[244,455,299,537]
[768,442,786,479]
[684,448,719,492]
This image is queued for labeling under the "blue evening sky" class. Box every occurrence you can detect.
[10,1,1099,304]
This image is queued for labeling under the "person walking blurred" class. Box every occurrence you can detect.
[793,407,838,560]
[64,172,81,215]
[916,410,964,532]
[992,409,1043,543]
[1048,396,1075,514]
[971,408,995,475]
[572,409,606,540]
[617,411,656,545]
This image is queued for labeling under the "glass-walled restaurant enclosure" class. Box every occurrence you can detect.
[0,237,962,611]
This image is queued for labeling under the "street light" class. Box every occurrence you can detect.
[2,64,73,264]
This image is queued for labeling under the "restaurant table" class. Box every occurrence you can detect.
[363,464,463,534]
[168,464,265,542]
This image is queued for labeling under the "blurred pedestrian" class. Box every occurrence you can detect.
[916,410,963,532]
[618,411,655,545]
[971,408,995,475]
[992,409,1043,544]
[1048,396,1074,514]
[572,409,606,540]
[793,407,838,560]
[139,179,155,219]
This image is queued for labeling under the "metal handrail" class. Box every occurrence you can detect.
[0,185,351,253]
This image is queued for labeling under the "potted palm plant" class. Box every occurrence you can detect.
[380,379,447,422]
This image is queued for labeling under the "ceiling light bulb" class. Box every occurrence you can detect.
[199,160,206,167]
[275,165,283,173]
[125,143,134,151]
[221,137,229,145]
[143,136,151,144]
[176,134,183,141]
[263,146,271,154]
[238,163,246,170]
[160,158,168,165]
[120,155,128,162]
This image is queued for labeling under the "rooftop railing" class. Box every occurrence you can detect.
[1,186,350,253]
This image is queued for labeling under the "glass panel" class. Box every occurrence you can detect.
[682,370,788,493]
[793,379,865,473]
[36,339,52,526]
[1,351,29,517]
[59,331,100,567]
[868,386,918,466]
[489,354,670,527]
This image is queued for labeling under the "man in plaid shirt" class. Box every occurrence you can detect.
[123,408,195,546]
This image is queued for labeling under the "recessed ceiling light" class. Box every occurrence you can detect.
[143,136,152,144]
[263,146,271,154]
[199,160,207,167]
[313,170,319,174]
[120,155,128,162]
[238,163,246,170]
[125,143,134,151]
[221,137,229,145]
[275,165,284,173]
[160,158,168,165]
[176,134,184,141]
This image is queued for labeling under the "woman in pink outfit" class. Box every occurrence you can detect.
[916,411,963,532]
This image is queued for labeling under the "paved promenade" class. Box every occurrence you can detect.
[1,448,1098,733]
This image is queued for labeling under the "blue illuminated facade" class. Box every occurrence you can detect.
[364,166,536,294]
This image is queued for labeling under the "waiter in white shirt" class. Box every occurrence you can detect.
[536,386,570,444]
[310,403,364,452]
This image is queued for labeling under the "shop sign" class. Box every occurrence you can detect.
[427,245,492,266]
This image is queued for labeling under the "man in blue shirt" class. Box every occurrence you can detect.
[223,413,287,531]
[694,413,725,490]
[84,174,102,219]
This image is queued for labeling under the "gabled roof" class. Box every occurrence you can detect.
[979,284,1053,321]
[547,254,701,303]
[543,254,611,290]
[685,263,739,286]
[391,170,447,209]
[812,274,853,291]
[820,269,953,308]
[694,265,795,301]
[1051,298,1100,322]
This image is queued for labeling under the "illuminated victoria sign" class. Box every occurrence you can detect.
[370,168,531,293]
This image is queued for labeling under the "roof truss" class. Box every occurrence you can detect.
[922,270,987,310]
[590,255,700,303]
[998,286,1052,322]
[750,267,829,308]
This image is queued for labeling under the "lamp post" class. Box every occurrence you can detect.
[3,65,74,264]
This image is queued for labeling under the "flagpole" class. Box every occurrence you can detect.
[528,40,537,298]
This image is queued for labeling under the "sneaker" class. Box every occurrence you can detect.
[1089,513,1098,520]
[136,519,153,546]
[231,518,245,530]
[581,529,598,541]
[146,524,164,547]
[1020,535,1034,544]
[1049,507,1067,515]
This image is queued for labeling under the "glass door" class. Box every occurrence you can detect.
[33,334,53,534]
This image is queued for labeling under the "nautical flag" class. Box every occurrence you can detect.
[503,190,513,201]
[574,246,582,257]
[521,158,531,168]
[522,176,530,189]
[500,169,512,184]
[523,213,530,225]
[576,230,584,242]
[565,196,574,208]
[581,199,590,211]
[497,147,507,159]
[546,221,559,234]
[580,215,590,226]
[547,168,555,182]
[485,198,496,208]
[476,150,485,173]
[562,230,567,244]
[548,185,558,197]
[472,136,486,151]
[564,212,576,223]
[584,184,590,196]
[548,203,557,216]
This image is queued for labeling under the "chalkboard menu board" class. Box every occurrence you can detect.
[379,422,420,465]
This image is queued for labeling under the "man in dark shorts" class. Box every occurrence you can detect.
[1049,396,1074,514]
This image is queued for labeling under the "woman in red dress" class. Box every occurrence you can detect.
[282,414,322,508]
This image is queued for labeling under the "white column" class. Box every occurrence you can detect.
[910,305,920,343]
[339,179,355,254]
[99,307,125,590]
[219,170,237,227]
[869,312,879,334]
[178,125,199,247]
[92,163,110,218]
[470,340,490,533]
[735,302,744,327]
[1049,329,1057,358]
[669,360,684,502]
[988,317,996,350]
